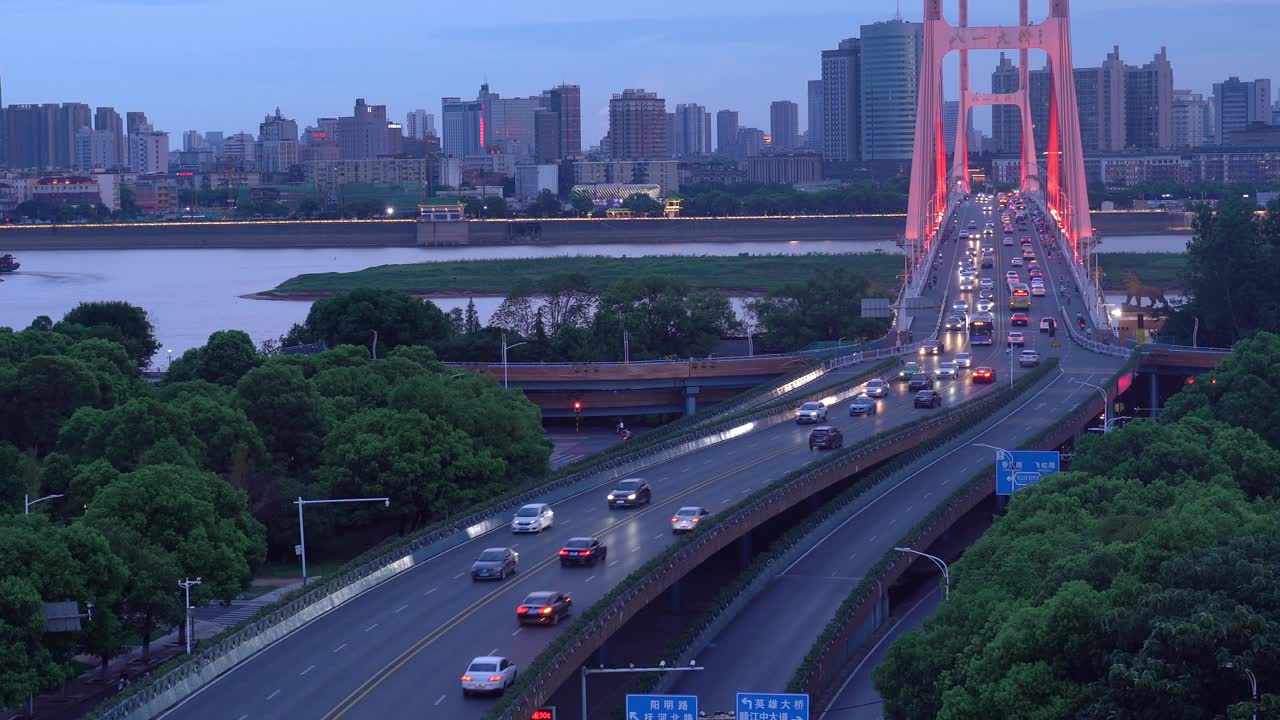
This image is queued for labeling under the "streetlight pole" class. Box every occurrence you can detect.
[623,330,630,364]
[501,333,528,389]
[24,493,64,514]
[178,577,202,655]
[1222,661,1259,720]
[1075,380,1110,433]
[370,330,378,360]
[579,662,704,720]
[894,546,950,600]
[295,496,391,585]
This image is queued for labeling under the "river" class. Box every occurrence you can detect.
[0,234,1189,364]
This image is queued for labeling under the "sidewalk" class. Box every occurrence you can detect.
[0,580,303,720]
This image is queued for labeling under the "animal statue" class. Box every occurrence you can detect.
[1120,271,1171,308]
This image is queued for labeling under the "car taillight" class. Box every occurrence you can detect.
[540,607,553,614]
[489,675,503,682]
[461,675,472,682]
[671,517,679,522]
[517,606,528,614]
[580,549,592,556]
[559,549,568,556]
[692,517,700,522]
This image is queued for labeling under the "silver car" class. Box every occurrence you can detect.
[936,361,958,379]
[511,503,554,533]
[471,547,518,581]
[671,506,710,533]
[795,401,827,424]
[863,379,889,398]
[953,352,972,368]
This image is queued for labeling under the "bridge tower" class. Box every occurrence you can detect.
[905,0,1093,270]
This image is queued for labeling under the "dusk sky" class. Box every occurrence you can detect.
[3,0,1275,145]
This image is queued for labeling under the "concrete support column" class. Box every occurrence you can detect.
[1148,372,1160,419]
[683,386,700,417]
[737,534,752,571]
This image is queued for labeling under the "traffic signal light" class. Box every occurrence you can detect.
[572,401,582,415]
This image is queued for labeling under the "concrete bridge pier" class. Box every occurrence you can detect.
[683,386,701,417]
[737,534,753,571]
[667,578,684,614]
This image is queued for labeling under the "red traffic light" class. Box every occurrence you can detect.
[572,401,582,413]
[1186,377,1195,385]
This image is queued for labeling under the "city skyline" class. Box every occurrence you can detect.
[2,0,1274,145]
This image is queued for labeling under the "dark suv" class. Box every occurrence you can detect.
[907,373,934,391]
[808,426,844,450]
[606,478,651,508]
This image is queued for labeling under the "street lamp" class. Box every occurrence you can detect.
[295,496,391,585]
[1221,661,1260,720]
[24,493,64,514]
[579,661,704,720]
[500,333,528,389]
[1074,380,1110,433]
[894,546,950,600]
[178,577,202,655]
[369,329,378,360]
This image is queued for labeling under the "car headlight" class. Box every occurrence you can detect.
[607,494,615,500]
[627,494,637,500]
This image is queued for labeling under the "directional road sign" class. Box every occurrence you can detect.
[625,694,698,720]
[994,449,1060,495]
[736,692,810,720]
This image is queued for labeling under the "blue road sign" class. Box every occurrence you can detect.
[625,694,698,720]
[994,449,1060,495]
[736,692,810,720]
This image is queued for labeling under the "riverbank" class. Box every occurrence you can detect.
[1097,251,1187,289]
[260,253,908,298]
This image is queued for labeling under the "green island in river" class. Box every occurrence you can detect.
[260,251,1188,299]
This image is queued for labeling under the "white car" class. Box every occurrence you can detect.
[976,299,994,312]
[1007,331,1026,346]
[511,503,554,533]
[951,300,969,315]
[1040,317,1054,332]
[671,506,710,533]
[1005,271,1020,282]
[1010,257,1024,267]
[1003,236,1015,246]
[1019,350,1041,367]
[796,401,827,424]
[979,277,994,290]
[954,352,972,368]
[937,361,958,379]
[461,656,518,696]
[1030,285,1046,297]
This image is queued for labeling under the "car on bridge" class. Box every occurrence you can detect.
[471,547,519,581]
[919,341,941,356]
[1010,256,1024,267]
[671,506,710,533]
[460,656,518,696]
[972,366,996,384]
[1031,284,1046,297]
[1022,248,1036,260]
[908,373,935,391]
[913,389,943,408]
[510,503,554,533]
[976,299,994,313]
[1010,312,1030,327]
[863,378,890,397]
[1003,235,1015,246]
[606,478,652,507]
[978,287,994,300]
[897,361,922,381]
[944,315,965,331]
[848,394,878,415]
[559,537,607,566]
[954,351,972,368]
[1040,317,1055,332]
[1008,330,1026,346]
[808,426,845,450]
[951,300,969,315]
[515,591,572,626]
[936,361,959,379]
[795,401,828,423]
[1019,350,1041,367]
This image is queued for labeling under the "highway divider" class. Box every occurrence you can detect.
[785,353,1137,708]
[89,356,899,720]
[482,358,1060,720]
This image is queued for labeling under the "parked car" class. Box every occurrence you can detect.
[795,401,828,423]
[471,547,519,581]
[808,426,845,450]
[848,394,878,415]
[913,390,943,408]
[670,506,710,533]
[511,503,554,533]
[606,478,651,508]
[559,537,607,566]
[461,656,518,696]
[515,591,572,625]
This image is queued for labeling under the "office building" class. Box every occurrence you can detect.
[534,110,561,163]
[807,80,825,151]
[543,84,582,158]
[736,127,766,159]
[259,108,298,142]
[1213,77,1268,144]
[74,127,118,170]
[1273,100,1280,126]
[128,130,168,174]
[307,158,428,197]
[406,110,435,140]
[608,89,667,160]
[770,100,800,151]
[991,54,1021,154]
[4,104,56,169]
[55,103,91,169]
[337,98,390,160]
[479,84,542,158]
[1172,90,1209,148]
[747,152,823,185]
[514,163,559,201]
[1123,47,1173,150]
[1248,80,1273,124]
[442,96,484,157]
[204,131,225,157]
[942,100,959,154]
[93,107,124,167]
[182,130,205,152]
[716,110,739,158]
[860,18,922,161]
[571,159,679,195]
[672,103,711,158]
[821,38,861,164]
[126,111,150,135]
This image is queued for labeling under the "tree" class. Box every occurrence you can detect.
[527,189,562,218]
[290,289,453,353]
[1162,331,1280,450]
[235,364,326,472]
[60,301,159,370]
[749,268,889,352]
[570,192,595,217]
[7,355,103,453]
[463,298,482,335]
[167,330,261,386]
[592,276,741,360]
[84,464,264,655]
[622,192,663,216]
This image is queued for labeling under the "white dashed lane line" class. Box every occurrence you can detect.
[299,665,314,677]
[266,690,280,701]
[435,695,446,706]
[333,643,347,653]
[365,623,379,632]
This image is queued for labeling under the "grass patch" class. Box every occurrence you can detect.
[1096,252,1187,290]
[269,254,906,296]
[255,560,345,581]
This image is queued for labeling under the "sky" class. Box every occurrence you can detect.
[2,0,1275,145]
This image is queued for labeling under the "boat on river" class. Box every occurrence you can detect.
[0,254,19,273]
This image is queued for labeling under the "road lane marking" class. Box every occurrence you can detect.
[586,575,596,583]
[333,643,347,653]
[425,588,437,596]
[848,552,857,560]
[511,628,522,636]
[365,623,379,632]
[394,604,408,614]
[631,546,642,552]
[435,695,446,706]
[300,665,315,677]
[888,517,897,525]
[489,647,498,655]
[452,572,465,579]
[653,534,664,540]
[868,535,877,543]
[905,505,913,512]
[266,690,281,701]
[740,488,751,494]
[238,715,248,720]
[609,560,620,567]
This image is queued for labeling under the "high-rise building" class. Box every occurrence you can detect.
[182,130,205,152]
[479,84,542,158]
[55,103,91,169]
[608,89,667,160]
[673,103,711,157]
[259,108,299,142]
[3,104,57,169]
[859,19,922,161]
[441,97,485,158]
[942,100,959,154]
[258,108,300,174]
[1123,47,1174,150]
[128,130,168,174]
[991,54,1021,154]
[543,84,582,158]
[1213,77,1272,144]
[126,111,150,135]
[1248,80,1273,125]
[406,110,435,140]
[1172,90,1208,148]
[821,37,861,164]
[807,80,825,151]
[222,132,256,171]
[337,98,389,160]
[74,127,118,170]
[716,110,739,158]
[204,131,225,157]
[736,127,766,160]
[770,100,800,151]
[1099,47,1128,152]
[533,110,561,163]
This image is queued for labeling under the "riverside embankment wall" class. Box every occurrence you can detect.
[0,211,1186,251]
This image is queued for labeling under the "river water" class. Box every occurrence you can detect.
[0,234,1189,364]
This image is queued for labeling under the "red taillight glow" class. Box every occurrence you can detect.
[692,517,700,522]
[580,550,592,556]
[517,606,528,614]
[671,517,679,522]
[489,675,503,682]
[559,549,569,556]
[540,607,553,614]
[461,675,472,682]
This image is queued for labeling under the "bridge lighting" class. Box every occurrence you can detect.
[573,400,582,414]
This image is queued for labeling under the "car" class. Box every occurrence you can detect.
[983,227,994,236]
[516,591,572,625]
[972,366,996,383]
[511,503,554,533]
[808,425,845,450]
[607,478,651,507]
[461,656,518,696]
[976,299,994,312]
[967,221,977,229]
[1021,236,1033,245]
[1039,317,1054,332]
[1005,270,1020,282]
[848,394,878,415]
[978,287,994,300]
[1029,269,1044,280]
[1007,330,1026,346]
[559,536,607,566]
[863,378,890,397]
[936,361,958,379]
[913,389,943,408]
[471,547,519,581]
[671,506,710,533]
[1003,236,1015,246]
[958,231,970,240]
[944,315,964,331]
[951,300,969,315]
[954,352,972,368]
[1030,284,1046,297]
[1022,249,1036,260]
[908,373,934,391]
[795,401,828,423]
[1027,260,1041,271]
[981,255,994,268]
[1019,350,1041,367]
[958,277,976,291]
[1010,312,1030,327]
[979,277,994,289]
[919,341,941,356]
[1010,257,1024,267]
[897,361,922,380]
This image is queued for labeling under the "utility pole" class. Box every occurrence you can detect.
[178,577,203,655]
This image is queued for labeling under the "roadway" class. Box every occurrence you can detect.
[668,194,1124,709]
[162,199,1046,720]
